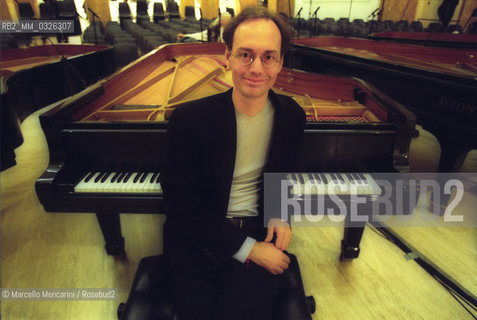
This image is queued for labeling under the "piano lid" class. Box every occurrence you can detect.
[369,32,477,49]
[292,37,477,79]
[0,44,112,78]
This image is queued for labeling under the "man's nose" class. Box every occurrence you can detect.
[249,56,264,72]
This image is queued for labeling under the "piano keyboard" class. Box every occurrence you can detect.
[287,173,382,196]
[74,170,162,193]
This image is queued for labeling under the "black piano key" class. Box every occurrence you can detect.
[95,171,107,183]
[150,172,159,183]
[116,172,126,183]
[139,172,149,183]
[84,171,98,183]
[357,173,367,184]
[155,173,161,183]
[123,172,132,183]
[111,172,121,183]
[133,172,142,183]
[309,173,317,184]
[100,172,112,183]
[334,173,345,184]
[311,173,323,184]
[348,173,358,184]
[317,173,325,183]
[297,173,306,185]
[355,173,364,185]
[332,173,339,183]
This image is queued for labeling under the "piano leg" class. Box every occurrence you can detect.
[340,220,365,261]
[438,142,469,172]
[432,130,471,172]
[95,213,125,256]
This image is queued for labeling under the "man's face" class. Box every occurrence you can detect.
[225,18,283,101]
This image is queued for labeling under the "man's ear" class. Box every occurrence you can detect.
[277,57,284,73]
[225,47,231,67]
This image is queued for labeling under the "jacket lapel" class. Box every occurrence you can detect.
[211,90,237,214]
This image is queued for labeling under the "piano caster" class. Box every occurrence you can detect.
[306,295,316,314]
[117,302,126,319]
[339,240,360,261]
[412,128,420,138]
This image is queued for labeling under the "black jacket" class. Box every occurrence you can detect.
[161,88,305,262]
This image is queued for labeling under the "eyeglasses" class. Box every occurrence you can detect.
[231,50,281,68]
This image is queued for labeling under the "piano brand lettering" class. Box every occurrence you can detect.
[437,98,477,118]
[274,173,470,227]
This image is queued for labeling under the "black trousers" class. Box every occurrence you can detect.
[170,227,275,320]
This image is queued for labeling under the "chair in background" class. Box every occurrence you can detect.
[184,5,195,20]
[0,34,18,49]
[119,2,132,27]
[39,2,57,20]
[153,3,165,23]
[112,43,139,70]
[167,1,180,20]
[446,24,463,33]
[426,22,444,33]
[15,2,35,46]
[17,2,35,20]
[57,0,81,37]
[136,0,149,24]
[409,20,424,32]
[83,22,106,44]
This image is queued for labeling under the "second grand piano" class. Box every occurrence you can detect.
[35,43,415,257]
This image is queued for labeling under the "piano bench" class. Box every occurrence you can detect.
[117,254,316,320]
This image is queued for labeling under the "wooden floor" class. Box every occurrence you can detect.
[1,101,476,320]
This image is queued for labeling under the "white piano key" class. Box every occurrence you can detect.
[144,173,157,192]
[114,172,126,192]
[119,172,135,192]
[101,172,118,193]
[74,172,92,192]
[75,172,101,192]
[130,172,145,192]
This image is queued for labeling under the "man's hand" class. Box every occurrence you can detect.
[265,218,291,251]
[247,242,290,275]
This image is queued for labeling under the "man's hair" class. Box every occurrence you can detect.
[223,5,293,57]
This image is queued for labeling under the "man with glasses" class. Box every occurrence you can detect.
[161,5,305,320]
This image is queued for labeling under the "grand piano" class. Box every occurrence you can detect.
[1,44,114,170]
[287,37,477,172]
[1,44,114,122]
[35,42,415,258]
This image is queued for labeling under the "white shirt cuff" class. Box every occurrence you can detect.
[232,236,256,263]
